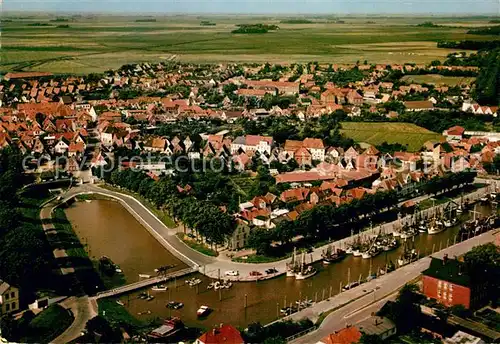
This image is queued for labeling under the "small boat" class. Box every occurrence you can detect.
[152,284,168,292]
[345,246,354,255]
[342,281,359,292]
[139,274,151,279]
[146,295,155,301]
[115,268,123,273]
[480,196,489,202]
[352,249,362,257]
[207,282,215,290]
[295,266,317,280]
[85,200,92,203]
[286,266,296,277]
[383,239,399,251]
[139,292,148,299]
[428,223,446,235]
[197,305,211,317]
[116,300,125,306]
[322,247,346,264]
[167,301,184,310]
[138,310,152,315]
[444,218,458,228]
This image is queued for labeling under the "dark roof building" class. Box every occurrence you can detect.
[422,256,487,309]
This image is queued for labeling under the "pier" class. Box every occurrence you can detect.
[94,267,196,299]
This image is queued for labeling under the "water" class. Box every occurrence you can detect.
[65,199,494,328]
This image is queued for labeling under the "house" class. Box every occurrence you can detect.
[0,280,20,315]
[229,219,252,250]
[404,100,434,112]
[316,326,362,344]
[356,316,397,340]
[195,324,244,344]
[444,126,466,142]
[231,135,273,155]
[422,256,487,309]
[445,331,485,344]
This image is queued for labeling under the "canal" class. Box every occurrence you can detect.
[65,198,495,328]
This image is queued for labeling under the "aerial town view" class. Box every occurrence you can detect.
[1,0,500,343]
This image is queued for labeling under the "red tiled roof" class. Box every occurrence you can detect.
[197,324,244,344]
[320,327,362,344]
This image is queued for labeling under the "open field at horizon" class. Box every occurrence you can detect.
[401,74,476,86]
[1,15,500,74]
[340,122,443,151]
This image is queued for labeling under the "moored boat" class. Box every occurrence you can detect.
[196,305,211,317]
[295,266,317,280]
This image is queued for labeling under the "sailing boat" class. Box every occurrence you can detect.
[286,247,298,277]
[295,251,317,280]
[427,216,446,235]
[397,239,418,267]
[322,245,346,264]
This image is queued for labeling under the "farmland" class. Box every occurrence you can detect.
[340,122,443,151]
[401,74,476,86]
[2,15,499,74]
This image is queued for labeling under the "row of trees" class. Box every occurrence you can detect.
[473,49,500,105]
[0,148,53,297]
[248,171,476,255]
[108,168,236,245]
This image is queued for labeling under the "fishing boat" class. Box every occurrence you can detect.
[152,284,168,292]
[196,305,211,317]
[400,226,418,240]
[382,239,399,252]
[427,221,446,235]
[398,239,418,266]
[286,248,299,277]
[322,246,346,264]
[295,252,317,280]
[295,266,317,280]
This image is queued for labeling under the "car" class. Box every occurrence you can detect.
[225,270,239,276]
[265,268,278,274]
[249,271,262,276]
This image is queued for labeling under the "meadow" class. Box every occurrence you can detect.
[1,14,499,74]
[340,122,443,151]
[401,74,476,86]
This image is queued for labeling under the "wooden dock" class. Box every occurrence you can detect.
[94,267,196,299]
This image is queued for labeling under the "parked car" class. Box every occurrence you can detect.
[225,270,239,276]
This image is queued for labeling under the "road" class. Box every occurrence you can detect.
[289,229,499,344]
[52,296,97,344]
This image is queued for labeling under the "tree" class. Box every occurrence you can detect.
[464,243,500,303]
[247,229,274,255]
[359,333,384,344]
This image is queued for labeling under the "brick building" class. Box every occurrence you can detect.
[422,256,487,309]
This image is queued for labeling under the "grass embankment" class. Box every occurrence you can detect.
[53,208,87,258]
[99,184,176,228]
[340,122,443,151]
[176,233,218,257]
[20,304,74,343]
[97,299,145,328]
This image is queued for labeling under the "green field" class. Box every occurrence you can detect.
[340,122,443,151]
[401,74,476,86]
[1,15,499,74]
